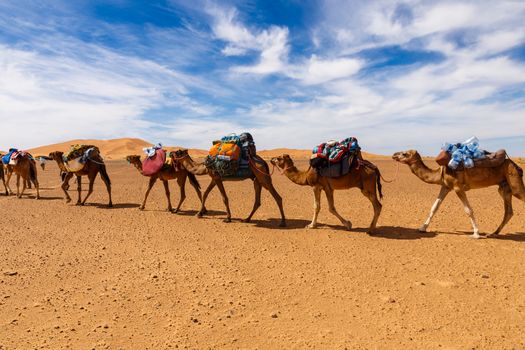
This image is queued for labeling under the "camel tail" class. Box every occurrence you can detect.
[188,172,200,190]
[508,157,523,177]
[29,161,37,182]
[375,167,384,200]
[99,163,111,186]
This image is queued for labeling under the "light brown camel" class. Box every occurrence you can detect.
[271,154,383,233]
[49,150,112,207]
[172,149,286,226]
[4,155,40,199]
[392,150,525,238]
[126,154,204,212]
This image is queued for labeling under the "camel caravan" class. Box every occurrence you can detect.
[1,134,524,239]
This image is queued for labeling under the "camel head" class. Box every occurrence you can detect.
[126,155,141,164]
[270,154,294,169]
[392,150,421,165]
[48,151,64,161]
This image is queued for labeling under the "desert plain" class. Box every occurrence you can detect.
[1,139,525,349]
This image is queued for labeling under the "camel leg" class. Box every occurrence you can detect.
[260,180,286,227]
[1,172,6,195]
[307,186,322,229]
[198,181,216,217]
[100,171,113,208]
[162,180,173,212]
[17,174,26,198]
[361,189,382,234]
[215,180,232,223]
[75,175,82,205]
[173,176,185,213]
[32,176,40,199]
[488,183,513,237]
[420,186,450,232]
[5,169,13,195]
[243,179,262,223]
[62,173,74,203]
[455,191,480,239]
[325,187,352,230]
[81,173,96,205]
[140,177,157,210]
[189,175,206,214]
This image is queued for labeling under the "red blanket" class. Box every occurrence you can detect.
[142,149,166,176]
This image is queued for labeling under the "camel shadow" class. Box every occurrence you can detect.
[367,226,437,240]
[240,218,311,230]
[175,209,226,217]
[36,196,63,201]
[93,203,140,209]
[488,232,525,242]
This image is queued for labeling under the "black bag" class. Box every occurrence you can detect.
[317,154,352,178]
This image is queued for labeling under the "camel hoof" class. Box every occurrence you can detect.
[279,221,286,227]
[108,203,113,208]
[223,218,232,223]
[242,218,251,223]
[487,232,499,238]
[418,225,428,233]
[172,208,180,214]
[306,224,317,229]
[470,233,481,239]
[196,212,204,218]
[139,206,145,211]
[344,221,353,230]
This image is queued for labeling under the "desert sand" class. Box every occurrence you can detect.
[1,145,525,349]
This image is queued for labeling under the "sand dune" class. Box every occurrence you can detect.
[28,138,388,160]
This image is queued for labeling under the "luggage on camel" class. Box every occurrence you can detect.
[436,137,507,170]
[310,137,362,178]
[205,133,255,178]
[142,144,167,176]
[63,144,99,172]
[2,148,33,165]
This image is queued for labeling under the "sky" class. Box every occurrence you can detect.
[1,0,524,155]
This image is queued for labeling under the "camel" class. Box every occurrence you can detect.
[172,149,286,226]
[126,154,203,212]
[271,154,383,233]
[49,150,113,207]
[392,150,525,238]
[3,155,40,199]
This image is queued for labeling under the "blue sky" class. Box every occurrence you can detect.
[1,0,524,155]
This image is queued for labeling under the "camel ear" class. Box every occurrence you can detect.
[283,154,290,160]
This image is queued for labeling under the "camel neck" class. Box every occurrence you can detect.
[131,160,143,174]
[283,166,310,186]
[409,158,442,185]
[53,157,68,173]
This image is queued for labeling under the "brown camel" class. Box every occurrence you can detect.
[126,154,204,212]
[271,154,383,233]
[4,155,40,199]
[172,149,286,226]
[392,150,525,238]
[49,150,112,207]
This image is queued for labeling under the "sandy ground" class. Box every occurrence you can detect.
[1,157,525,349]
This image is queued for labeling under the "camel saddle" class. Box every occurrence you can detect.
[142,149,166,176]
[64,157,86,172]
[436,149,507,169]
[66,144,97,161]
